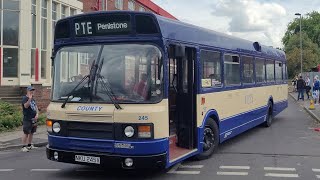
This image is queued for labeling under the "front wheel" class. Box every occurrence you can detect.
[195,119,219,160]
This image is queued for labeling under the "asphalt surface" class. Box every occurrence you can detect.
[0,96,319,180]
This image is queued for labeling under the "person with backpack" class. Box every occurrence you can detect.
[313,76,320,104]
[296,76,306,101]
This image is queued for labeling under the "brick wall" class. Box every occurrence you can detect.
[80,0,152,12]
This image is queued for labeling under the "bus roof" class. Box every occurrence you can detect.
[55,11,286,60]
[154,14,286,60]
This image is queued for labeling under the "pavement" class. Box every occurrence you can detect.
[289,91,320,124]
[0,125,47,151]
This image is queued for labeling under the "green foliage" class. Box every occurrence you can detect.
[0,101,46,132]
[282,11,320,78]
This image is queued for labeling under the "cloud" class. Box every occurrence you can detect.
[212,0,286,32]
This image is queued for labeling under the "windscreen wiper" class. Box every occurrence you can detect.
[94,58,122,110]
[61,59,97,108]
[60,75,90,108]
[96,74,122,110]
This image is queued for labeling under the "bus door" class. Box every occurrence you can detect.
[168,44,197,151]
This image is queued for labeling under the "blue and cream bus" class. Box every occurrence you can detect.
[46,11,288,169]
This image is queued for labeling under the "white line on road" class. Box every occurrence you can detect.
[219,166,250,170]
[265,173,299,178]
[180,165,204,169]
[217,172,248,176]
[167,163,180,174]
[31,169,61,172]
[0,169,14,172]
[264,167,296,171]
[313,169,320,172]
[168,171,201,175]
[316,175,320,179]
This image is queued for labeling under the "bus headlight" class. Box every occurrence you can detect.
[52,122,61,133]
[124,126,134,137]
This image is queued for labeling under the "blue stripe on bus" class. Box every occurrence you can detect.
[198,100,288,147]
[48,135,168,155]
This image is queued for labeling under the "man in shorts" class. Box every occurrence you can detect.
[21,86,39,152]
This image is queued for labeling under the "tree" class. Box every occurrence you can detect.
[285,32,320,78]
[282,11,320,48]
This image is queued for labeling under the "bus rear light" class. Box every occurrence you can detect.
[138,125,152,138]
[46,120,52,133]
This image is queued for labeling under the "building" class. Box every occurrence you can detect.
[0,0,82,87]
[80,0,177,20]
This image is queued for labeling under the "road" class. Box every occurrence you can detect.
[0,96,320,180]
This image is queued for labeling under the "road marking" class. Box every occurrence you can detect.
[264,167,296,171]
[219,166,250,170]
[313,169,320,172]
[217,172,248,176]
[168,171,200,175]
[316,175,320,179]
[167,163,202,175]
[0,169,14,172]
[31,169,61,172]
[265,173,299,178]
[180,165,204,169]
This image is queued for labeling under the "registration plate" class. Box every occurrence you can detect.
[75,155,101,164]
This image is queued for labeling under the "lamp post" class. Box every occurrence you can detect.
[295,13,302,76]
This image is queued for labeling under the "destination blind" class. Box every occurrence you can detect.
[73,14,131,37]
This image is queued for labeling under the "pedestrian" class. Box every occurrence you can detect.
[313,76,320,105]
[305,75,311,99]
[296,76,305,101]
[21,86,39,152]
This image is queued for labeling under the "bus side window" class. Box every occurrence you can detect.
[255,58,266,83]
[200,50,222,88]
[224,54,240,86]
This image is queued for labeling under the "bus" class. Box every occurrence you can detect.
[46,11,288,169]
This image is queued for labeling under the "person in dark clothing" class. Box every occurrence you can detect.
[296,76,306,101]
[21,86,39,152]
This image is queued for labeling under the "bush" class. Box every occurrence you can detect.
[0,100,46,132]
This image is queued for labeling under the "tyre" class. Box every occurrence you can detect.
[195,118,219,160]
[263,103,273,127]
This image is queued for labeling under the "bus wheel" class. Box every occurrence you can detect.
[195,119,219,160]
[263,104,273,127]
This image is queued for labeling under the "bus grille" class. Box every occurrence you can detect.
[66,121,113,139]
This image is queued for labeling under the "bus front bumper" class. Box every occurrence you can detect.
[46,145,167,169]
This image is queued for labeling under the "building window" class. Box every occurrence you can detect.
[242,56,254,84]
[200,50,222,87]
[31,49,36,78]
[255,58,265,83]
[139,6,145,12]
[3,48,18,77]
[52,2,57,43]
[32,0,36,48]
[128,1,135,11]
[70,8,76,16]
[266,59,275,82]
[275,61,282,82]
[224,54,240,85]
[101,0,107,10]
[61,5,66,18]
[115,0,123,10]
[41,0,48,79]
[3,0,19,46]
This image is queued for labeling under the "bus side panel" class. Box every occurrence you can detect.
[196,84,288,144]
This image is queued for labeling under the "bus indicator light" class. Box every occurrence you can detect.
[138,125,152,138]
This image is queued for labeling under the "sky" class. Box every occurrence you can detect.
[151,0,320,48]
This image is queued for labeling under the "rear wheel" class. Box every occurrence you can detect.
[195,119,219,160]
[263,104,273,127]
